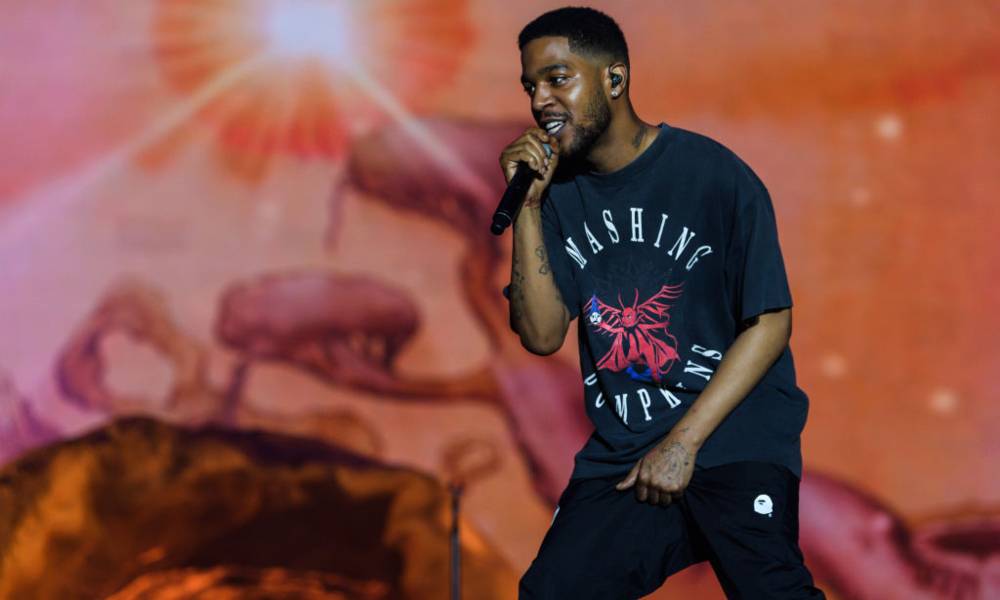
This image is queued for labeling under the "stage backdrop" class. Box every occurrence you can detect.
[1,1,997,598]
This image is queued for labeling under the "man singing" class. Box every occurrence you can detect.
[502,7,825,599]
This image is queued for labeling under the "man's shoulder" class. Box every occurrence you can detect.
[544,125,753,204]
[667,125,768,198]
[666,125,744,170]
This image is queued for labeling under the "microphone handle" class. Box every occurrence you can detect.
[490,163,533,235]
[490,143,553,236]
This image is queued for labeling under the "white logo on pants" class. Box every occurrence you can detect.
[754,494,773,517]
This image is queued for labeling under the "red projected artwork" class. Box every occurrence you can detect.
[150,0,474,177]
[0,1,997,598]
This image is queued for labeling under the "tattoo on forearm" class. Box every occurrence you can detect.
[511,241,561,328]
[511,253,526,321]
[534,245,551,275]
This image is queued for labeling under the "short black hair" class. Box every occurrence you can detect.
[518,6,629,68]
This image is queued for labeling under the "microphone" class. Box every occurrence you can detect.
[490,142,553,235]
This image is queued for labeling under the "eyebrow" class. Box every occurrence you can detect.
[520,63,572,85]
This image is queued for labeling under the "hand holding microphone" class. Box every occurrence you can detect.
[491,128,559,235]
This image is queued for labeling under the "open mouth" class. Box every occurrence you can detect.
[543,120,567,136]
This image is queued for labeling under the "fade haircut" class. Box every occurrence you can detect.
[518,6,629,68]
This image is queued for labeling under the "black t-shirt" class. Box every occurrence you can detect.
[538,122,808,480]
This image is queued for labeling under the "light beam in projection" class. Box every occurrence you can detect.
[1,0,485,259]
[152,0,473,166]
[0,56,265,259]
[347,65,495,203]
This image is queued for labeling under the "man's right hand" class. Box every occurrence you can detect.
[499,127,561,209]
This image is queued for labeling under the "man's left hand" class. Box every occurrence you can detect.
[615,432,698,506]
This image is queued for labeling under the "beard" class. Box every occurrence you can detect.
[561,88,612,161]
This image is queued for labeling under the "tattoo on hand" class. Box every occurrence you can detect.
[658,441,691,480]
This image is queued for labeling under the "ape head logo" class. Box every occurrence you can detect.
[754,494,774,516]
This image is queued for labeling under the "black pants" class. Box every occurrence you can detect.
[519,461,825,599]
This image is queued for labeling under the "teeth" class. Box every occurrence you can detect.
[545,121,565,134]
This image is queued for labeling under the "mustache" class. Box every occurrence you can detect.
[536,112,572,122]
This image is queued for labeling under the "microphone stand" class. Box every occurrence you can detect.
[449,479,464,600]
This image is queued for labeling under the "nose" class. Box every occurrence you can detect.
[531,85,553,114]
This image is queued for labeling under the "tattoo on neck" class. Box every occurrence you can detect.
[631,126,646,149]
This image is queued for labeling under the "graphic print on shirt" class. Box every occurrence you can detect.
[586,283,684,385]
[552,201,730,426]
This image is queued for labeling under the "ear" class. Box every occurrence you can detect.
[607,63,628,99]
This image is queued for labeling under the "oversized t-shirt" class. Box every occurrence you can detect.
[536,122,808,480]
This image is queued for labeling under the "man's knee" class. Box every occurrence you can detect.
[714,562,825,600]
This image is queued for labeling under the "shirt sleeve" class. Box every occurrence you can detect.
[725,158,793,323]
[540,193,582,319]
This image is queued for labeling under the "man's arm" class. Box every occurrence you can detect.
[509,203,572,355]
[499,127,572,356]
[616,307,792,504]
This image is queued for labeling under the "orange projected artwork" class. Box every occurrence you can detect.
[148,0,474,178]
[0,1,997,599]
